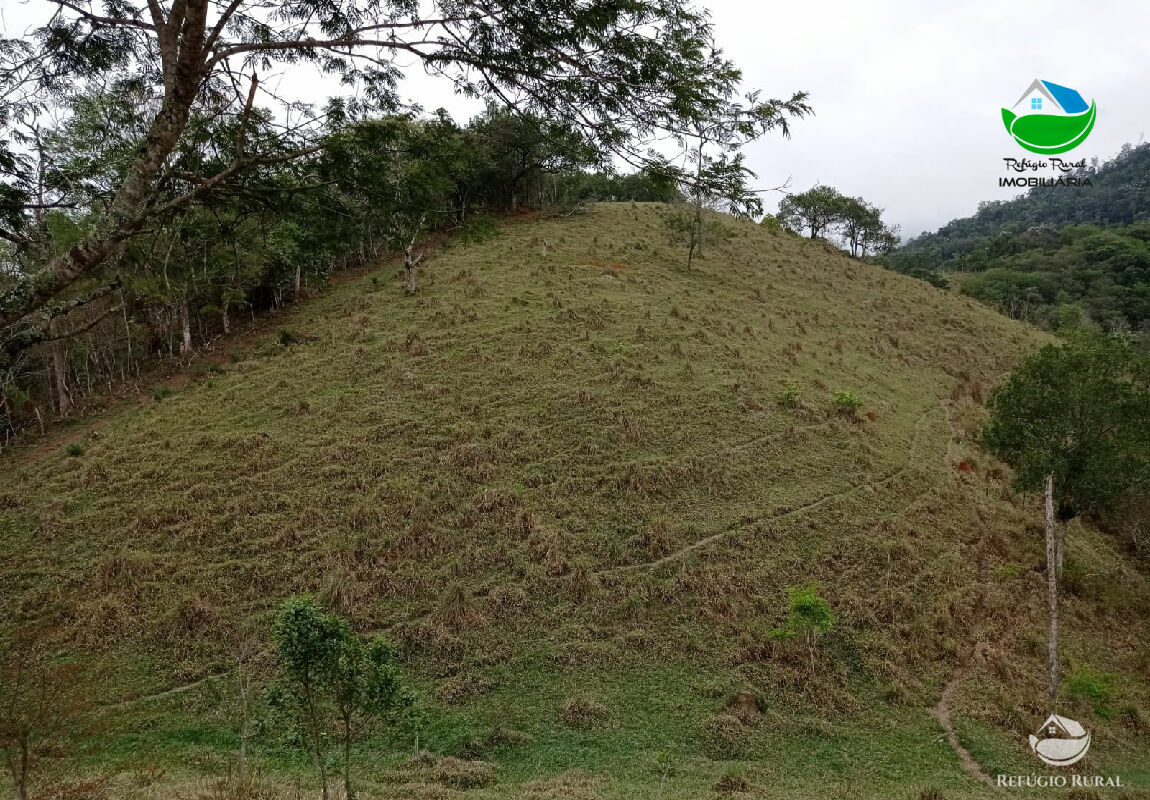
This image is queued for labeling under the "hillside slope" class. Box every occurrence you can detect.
[2,204,1147,799]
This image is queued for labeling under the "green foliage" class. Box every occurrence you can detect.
[831,390,863,415]
[769,583,836,672]
[884,143,1150,337]
[272,597,410,799]
[1067,668,1117,718]
[759,214,783,233]
[273,596,349,688]
[777,381,802,408]
[459,214,501,245]
[64,442,84,457]
[777,185,898,257]
[778,185,847,240]
[771,583,836,642]
[982,332,1150,519]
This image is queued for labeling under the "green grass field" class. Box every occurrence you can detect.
[2,204,1147,799]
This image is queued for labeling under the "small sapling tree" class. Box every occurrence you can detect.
[0,630,92,800]
[273,597,410,800]
[771,583,836,671]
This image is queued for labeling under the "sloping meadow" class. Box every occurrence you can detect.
[2,204,1146,797]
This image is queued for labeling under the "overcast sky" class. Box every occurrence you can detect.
[4,0,1149,239]
[707,0,1150,238]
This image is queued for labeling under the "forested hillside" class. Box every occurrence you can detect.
[882,143,1150,340]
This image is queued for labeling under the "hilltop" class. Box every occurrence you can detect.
[2,204,1147,798]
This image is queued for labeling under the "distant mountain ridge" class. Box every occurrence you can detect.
[905,142,1149,261]
[881,143,1150,339]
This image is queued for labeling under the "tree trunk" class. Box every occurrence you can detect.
[294,263,302,298]
[405,261,417,295]
[221,303,230,335]
[1046,474,1059,710]
[343,714,354,800]
[303,682,329,800]
[180,299,192,356]
[8,732,30,800]
[51,338,73,416]
[403,223,425,295]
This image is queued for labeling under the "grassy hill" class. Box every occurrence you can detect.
[2,203,1147,799]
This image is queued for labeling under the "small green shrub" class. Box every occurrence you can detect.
[459,213,500,245]
[770,583,836,669]
[777,381,802,409]
[65,442,85,457]
[152,386,173,402]
[278,329,301,346]
[831,390,863,415]
[759,214,783,234]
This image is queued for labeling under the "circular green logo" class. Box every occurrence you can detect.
[1001,79,1096,155]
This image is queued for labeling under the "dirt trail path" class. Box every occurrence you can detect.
[931,399,999,789]
[930,650,996,788]
[102,671,231,709]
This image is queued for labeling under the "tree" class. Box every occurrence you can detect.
[777,185,846,240]
[859,214,900,259]
[273,597,347,800]
[667,92,812,269]
[0,630,91,800]
[0,0,801,337]
[838,196,876,258]
[330,637,408,800]
[982,332,1150,707]
[982,332,1150,521]
[466,104,598,211]
[273,597,410,800]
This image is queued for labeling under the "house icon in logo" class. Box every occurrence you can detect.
[1002,78,1096,154]
[1029,713,1091,767]
[1012,79,1090,116]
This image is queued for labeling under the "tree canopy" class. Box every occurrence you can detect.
[0,0,811,442]
[776,184,898,257]
[0,0,809,330]
[982,331,1150,521]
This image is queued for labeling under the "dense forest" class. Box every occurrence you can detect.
[881,142,1150,341]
